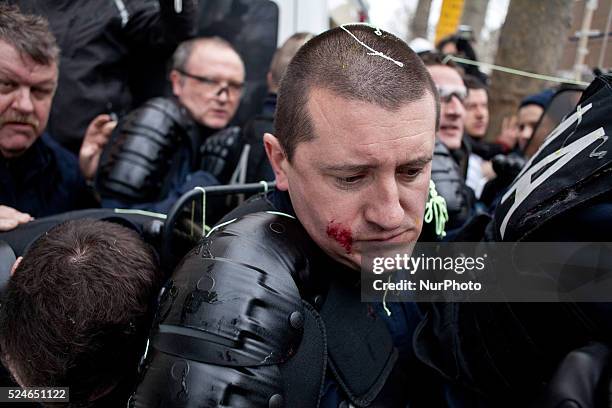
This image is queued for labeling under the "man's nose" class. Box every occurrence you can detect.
[444,96,463,116]
[364,179,405,231]
[12,87,34,113]
[519,125,532,141]
[215,86,230,103]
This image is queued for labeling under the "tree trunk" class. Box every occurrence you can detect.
[411,0,433,39]
[487,0,573,141]
[460,0,490,42]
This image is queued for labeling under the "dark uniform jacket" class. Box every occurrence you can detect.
[0,134,93,218]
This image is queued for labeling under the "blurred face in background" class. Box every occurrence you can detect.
[171,41,245,130]
[427,65,466,150]
[0,40,57,158]
[464,88,489,138]
[517,104,543,150]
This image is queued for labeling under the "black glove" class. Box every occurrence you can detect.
[491,153,526,183]
[199,126,244,184]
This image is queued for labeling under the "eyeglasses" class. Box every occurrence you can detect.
[176,69,244,98]
[436,85,467,104]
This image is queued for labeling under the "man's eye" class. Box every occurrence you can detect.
[335,175,364,188]
[0,81,16,93]
[398,168,422,180]
[32,88,53,98]
[229,82,244,92]
[338,175,363,184]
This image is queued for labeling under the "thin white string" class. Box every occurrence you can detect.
[193,187,207,236]
[339,24,404,68]
[447,55,590,86]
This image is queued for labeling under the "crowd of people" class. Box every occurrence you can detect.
[0,3,611,408]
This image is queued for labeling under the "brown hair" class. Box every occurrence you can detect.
[275,24,439,161]
[0,220,162,407]
[0,4,59,65]
[419,51,460,69]
[463,74,487,91]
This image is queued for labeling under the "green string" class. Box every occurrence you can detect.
[424,180,448,238]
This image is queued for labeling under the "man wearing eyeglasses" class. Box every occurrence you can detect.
[169,37,245,131]
[95,37,246,212]
[419,53,475,233]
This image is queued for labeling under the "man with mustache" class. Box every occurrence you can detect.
[0,5,103,231]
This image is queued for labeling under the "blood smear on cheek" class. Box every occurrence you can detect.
[326,221,353,254]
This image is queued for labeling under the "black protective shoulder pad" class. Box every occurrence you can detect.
[96,97,195,203]
[132,212,325,407]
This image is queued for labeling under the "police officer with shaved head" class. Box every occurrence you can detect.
[131,25,444,407]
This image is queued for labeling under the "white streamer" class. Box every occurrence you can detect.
[339,24,404,68]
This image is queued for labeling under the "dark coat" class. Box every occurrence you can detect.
[10,0,198,152]
[0,134,93,217]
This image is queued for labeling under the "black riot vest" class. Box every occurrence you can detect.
[131,205,409,407]
[96,97,203,204]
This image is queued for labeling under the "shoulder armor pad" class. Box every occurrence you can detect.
[132,212,325,407]
[96,97,193,203]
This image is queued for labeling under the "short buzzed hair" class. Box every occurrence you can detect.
[276,24,438,161]
[171,36,240,72]
[0,4,59,65]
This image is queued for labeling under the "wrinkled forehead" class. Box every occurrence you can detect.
[303,87,436,151]
[187,42,245,78]
[0,40,58,83]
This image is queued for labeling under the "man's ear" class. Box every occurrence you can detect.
[169,70,182,98]
[266,71,275,93]
[263,133,289,191]
[10,257,22,277]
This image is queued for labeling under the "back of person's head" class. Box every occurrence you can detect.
[0,4,59,65]
[276,24,438,161]
[268,32,314,93]
[0,219,161,407]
